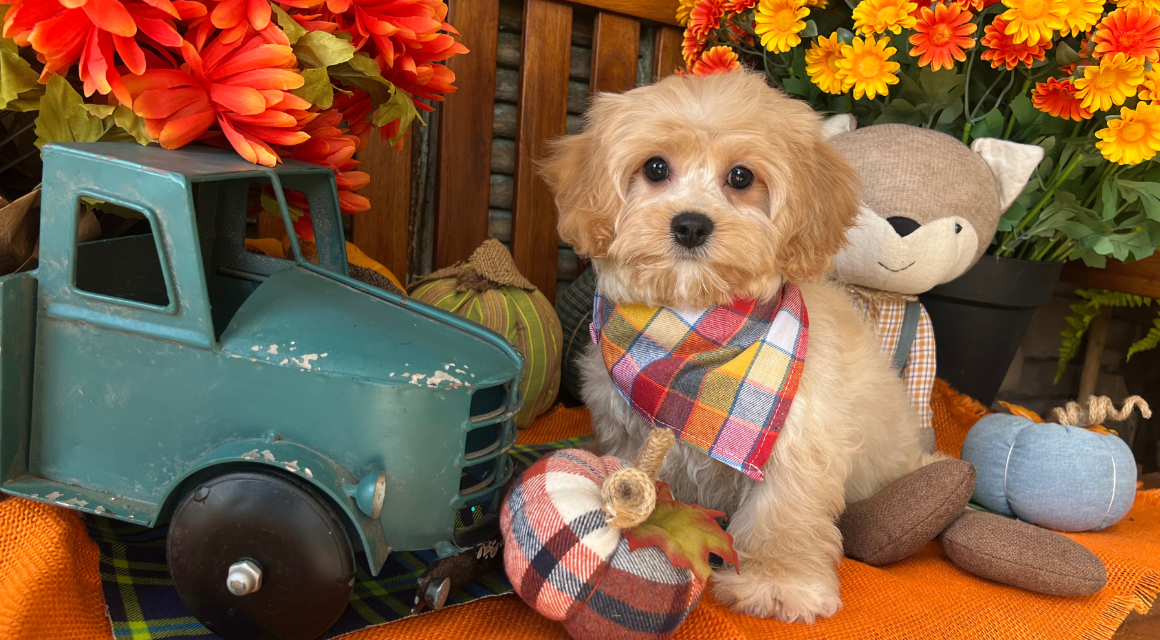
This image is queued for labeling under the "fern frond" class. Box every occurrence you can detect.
[1056,294,1105,383]
[1127,315,1160,361]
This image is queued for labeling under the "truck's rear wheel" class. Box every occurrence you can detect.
[168,469,355,640]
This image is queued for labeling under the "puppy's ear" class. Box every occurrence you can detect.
[777,131,860,282]
[540,95,628,259]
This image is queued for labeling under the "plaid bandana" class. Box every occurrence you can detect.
[590,284,809,481]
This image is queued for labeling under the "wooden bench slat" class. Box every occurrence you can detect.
[569,0,680,26]
[512,0,573,301]
[433,0,501,270]
[352,128,413,280]
[653,25,686,81]
[1061,255,1160,299]
[590,11,640,95]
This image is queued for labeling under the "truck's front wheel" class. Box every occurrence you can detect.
[168,469,356,640]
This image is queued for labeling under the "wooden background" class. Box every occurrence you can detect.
[347,0,682,301]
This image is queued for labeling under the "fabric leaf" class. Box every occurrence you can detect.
[35,76,108,149]
[270,4,306,44]
[292,67,334,109]
[621,497,738,583]
[371,86,419,145]
[294,31,355,69]
[113,105,155,145]
[0,45,43,111]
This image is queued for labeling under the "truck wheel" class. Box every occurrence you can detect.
[168,469,355,640]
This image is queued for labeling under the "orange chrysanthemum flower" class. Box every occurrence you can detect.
[127,30,311,166]
[999,0,1067,44]
[677,0,698,24]
[2,0,204,105]
[806,32,845,93]
[1032,77,1092,120]
[1096,102,1160,164]
[1115,0,1160,13]
[682,29,706,65]
[980,17,1052,68]
[1058,0,1103,36]
[1139,68,1160,101]
[687,0,726,40]
[725,0,761,11]
[320,0,467,111]
[1075,52,1145,111]
[909,3,977,70]
[287,109,372,213]
[852,0,917,35]
[692,45,742,74]
[1093,8,1160,62]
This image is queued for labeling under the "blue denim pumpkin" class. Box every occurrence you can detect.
[961,414,1137,532]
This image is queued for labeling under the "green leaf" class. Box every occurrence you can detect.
[292,67,334,109]
[836,27,855,44]
[0,45,43,111]
[346,51,381,77]
[621,495,738,583]
[891,98,916,113]
[371,86,419,145]
[1055,40,1080,66]
[800,20,818,38]
[270,4,306,44]
[293,30,356,69]
[34,75,107,149]
[1010,94,1039,127]
[782,76,809,96]
[983,108,1004,136]
[1119,180,1160,221]
[84,103,116,119]
[1127,317,1160,361]
[937,98,963,126]
[112,105,154,145]
[1101,176,1118,220]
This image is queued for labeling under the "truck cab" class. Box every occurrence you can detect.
[0,143,523,639]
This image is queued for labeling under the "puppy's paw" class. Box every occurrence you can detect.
[712,569,841,623]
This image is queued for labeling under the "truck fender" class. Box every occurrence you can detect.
[162,438,391,575]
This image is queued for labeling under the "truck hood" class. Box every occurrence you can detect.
[219,266,522,388]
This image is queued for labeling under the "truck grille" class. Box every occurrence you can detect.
[457,384,519,507]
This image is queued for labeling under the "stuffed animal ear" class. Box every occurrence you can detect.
[821,114,857,140]
[970,138,1044,211]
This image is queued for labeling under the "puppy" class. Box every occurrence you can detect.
[541,71,936,623]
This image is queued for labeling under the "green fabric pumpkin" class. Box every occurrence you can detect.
[410,240,562,427]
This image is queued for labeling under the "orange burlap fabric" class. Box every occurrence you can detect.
[1,380,1157,640]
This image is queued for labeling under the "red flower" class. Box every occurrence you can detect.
[682,29,705,65]
[332,88,372,147]
[322,0,466,110]
[908,3,976,71]
[127,29,311,165]
[723,0,759,12]
[687,0,725,40]
[2,0,205,105]
[692,45,741,74]
[980,16,1051,69]
[1032,77,1093,120]
[287,108,371,213]
[1093,8,1160,63]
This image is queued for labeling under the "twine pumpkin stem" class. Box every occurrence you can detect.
[1050,395,1152,427]
[602,429,675,529]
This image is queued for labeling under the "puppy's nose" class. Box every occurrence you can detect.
[671,212,714,249]
[887,216,920,238]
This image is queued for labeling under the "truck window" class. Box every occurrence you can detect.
[73,201,171,308]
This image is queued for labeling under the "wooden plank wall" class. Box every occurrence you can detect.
[352,0,682,293]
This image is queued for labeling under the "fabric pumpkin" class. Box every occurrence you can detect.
[961,413,1137,532]
[410,240,562,427]
[501,448,704,640]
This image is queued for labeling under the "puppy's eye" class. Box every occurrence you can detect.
[643,157,669,183]
[955,223,963,233]
[728,166,754,190]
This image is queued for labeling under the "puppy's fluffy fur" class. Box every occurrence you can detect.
[542,72,936,623]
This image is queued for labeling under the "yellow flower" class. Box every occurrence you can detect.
[804,0,829,6]
[677,0,698,25]
[806,33,846,93]
[1000,0,1067,44]
[755,0,811,53]
[1058,0,1104,36]
[1115,0,1160,12]
[1140,68,1160,101]
[1096,102,1160,164]
[835,34,901,99]
[852,0,918,35]
[1075,52,1145,111]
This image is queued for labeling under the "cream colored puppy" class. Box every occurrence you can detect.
[542,71,935,623]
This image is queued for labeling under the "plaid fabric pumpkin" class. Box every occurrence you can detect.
[500,449,704,640]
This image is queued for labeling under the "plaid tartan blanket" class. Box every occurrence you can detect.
[87,439,585,640]
[592,284,809,480]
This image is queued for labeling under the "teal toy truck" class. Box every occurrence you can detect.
[0,143,523,640]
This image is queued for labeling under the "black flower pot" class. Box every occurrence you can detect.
[918,255,1064,407]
